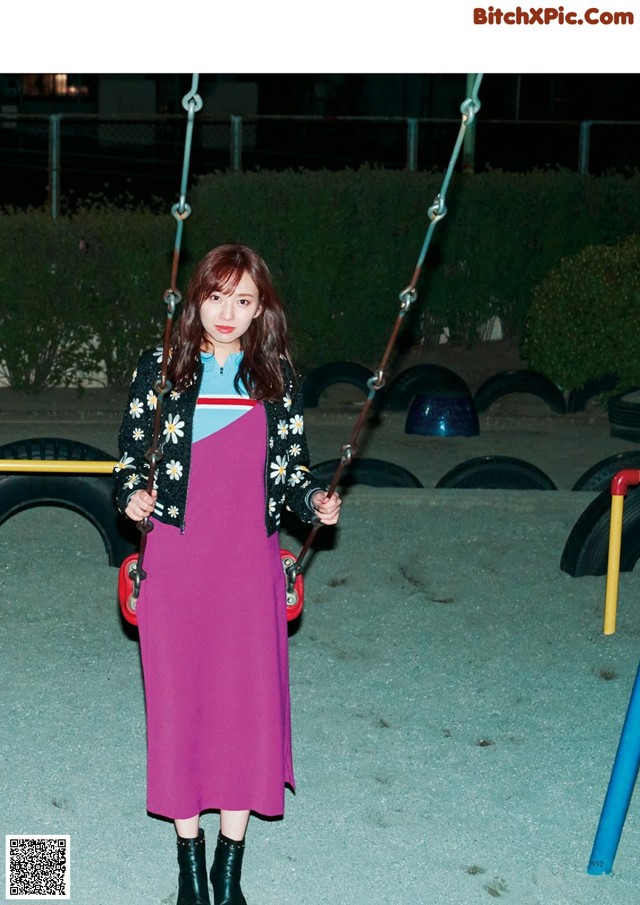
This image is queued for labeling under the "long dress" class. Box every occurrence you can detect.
[136,351,294,819]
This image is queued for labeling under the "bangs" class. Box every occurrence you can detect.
[201,265,244,301]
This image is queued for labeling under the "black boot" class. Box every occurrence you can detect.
[210,832,247,905]
[176,829,212,905]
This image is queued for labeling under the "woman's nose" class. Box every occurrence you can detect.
[220,299,234,320]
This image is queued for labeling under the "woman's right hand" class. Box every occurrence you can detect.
[125,488,158,522]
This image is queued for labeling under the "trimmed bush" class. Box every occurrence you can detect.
[523,235,640,392]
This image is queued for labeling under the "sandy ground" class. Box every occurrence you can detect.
[2,348,640,905]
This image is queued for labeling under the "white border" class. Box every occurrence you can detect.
[3,0,638,73]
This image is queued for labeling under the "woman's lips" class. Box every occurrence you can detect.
[215,325,235,334]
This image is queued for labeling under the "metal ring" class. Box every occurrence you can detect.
[171,202,192,223]
[367,371,386,391]
[182,75,203,113]
[340,444,353,465]
[154,377,174,398]
[138,516,154,536]
[163,288,182,315]
[399,287,417,309]
[460,97,481,123]
[428,196,448,222]
[145,448,163,467]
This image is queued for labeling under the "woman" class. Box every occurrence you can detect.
[114,244,341,905]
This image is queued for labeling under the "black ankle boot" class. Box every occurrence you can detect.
[210,832,247,905]
[176,829,212,905]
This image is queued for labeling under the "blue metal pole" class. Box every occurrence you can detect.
[231,115,242,171]
[406,118,418,171]
[578,120,592,176]
[587,660,640,875]
[49,114,61,219]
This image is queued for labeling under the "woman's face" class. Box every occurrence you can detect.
[199,271,262,354]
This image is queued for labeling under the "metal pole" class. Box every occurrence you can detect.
[406,118,418,171]
[514,74,521,121]
[48,114,61,219]
[588,661,640,875]
[230,114,242,171]
[579,120,592,176]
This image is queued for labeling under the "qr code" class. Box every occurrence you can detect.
[6,836,70,900]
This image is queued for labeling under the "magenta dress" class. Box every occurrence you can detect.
[136,353,294,819]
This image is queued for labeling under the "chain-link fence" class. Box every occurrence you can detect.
[2,112,640,213]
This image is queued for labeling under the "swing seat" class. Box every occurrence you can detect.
[118,550,305,626]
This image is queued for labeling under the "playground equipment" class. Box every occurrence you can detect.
[0,73,484,625]
[404,389,479,437]
[588,660,640,875]
[585,467,640,876]
[602,469,640,635]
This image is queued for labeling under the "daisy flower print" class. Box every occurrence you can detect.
[166,460,183,481]
[289,414,304,435]
[163,414,185,444]
[270,455,288,485]
[129,398,144,419]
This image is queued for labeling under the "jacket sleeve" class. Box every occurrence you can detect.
[281,364,327,526]
[112,350,158,514]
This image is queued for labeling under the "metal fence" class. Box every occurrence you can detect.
[2,112,640,213]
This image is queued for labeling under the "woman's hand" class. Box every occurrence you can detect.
[311,490,342,526]
[125,488,158,522]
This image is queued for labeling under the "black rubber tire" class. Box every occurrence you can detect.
[302,361,377,408]
[0,436,138,567]
[385,364,471,412]
[567,373,619,414]
[435,455,557,490]
[474,370,567,415]
[561,485,640,576]
[310,457,423,488]
[608,390,640,440]
[608,389,640,424]
[572,451,640,492]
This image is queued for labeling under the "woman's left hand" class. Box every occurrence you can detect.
[311,490,342,525]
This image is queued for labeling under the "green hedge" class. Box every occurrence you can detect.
[1,168,639,390]
[0,207,173,391]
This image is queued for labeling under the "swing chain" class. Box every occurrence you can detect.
[460,95,481,124]
[171,202,193,224]
[285,561,299,591]
[128,74,202,599]
[163,288,181,315]
[182,76,204,114]
[340,444,354,465]
[399,287,417,311]
[428,194,448,223]
[288,75,484,583]
[153,377,174,399]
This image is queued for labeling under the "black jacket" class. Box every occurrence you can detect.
[113,348,324,534]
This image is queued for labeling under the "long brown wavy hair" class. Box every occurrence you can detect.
[168,244,295,400]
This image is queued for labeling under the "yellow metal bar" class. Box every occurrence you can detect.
[0,459,116,474]
[604,494,625,635]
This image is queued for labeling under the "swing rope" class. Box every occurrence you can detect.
[286,74,484,589]
[127,74,203,605]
